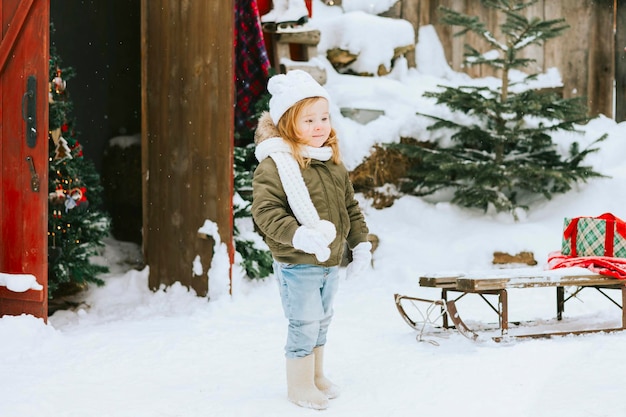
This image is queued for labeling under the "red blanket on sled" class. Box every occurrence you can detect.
[548,251,626,279]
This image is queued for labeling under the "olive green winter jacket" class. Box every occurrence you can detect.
[251,112,369,267]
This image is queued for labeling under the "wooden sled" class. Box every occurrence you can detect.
[396,269,626,343]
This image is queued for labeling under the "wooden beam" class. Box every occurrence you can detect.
[0,0,35,74]
[141,0,234,297]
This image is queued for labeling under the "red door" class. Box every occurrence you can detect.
[0,0,49,320]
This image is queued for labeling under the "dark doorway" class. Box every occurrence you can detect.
[50,0,142,244]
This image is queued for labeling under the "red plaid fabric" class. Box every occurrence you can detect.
[235,0,271,145]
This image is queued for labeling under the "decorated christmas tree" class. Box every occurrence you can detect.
[390,0,605,217]
[48,42,111,298]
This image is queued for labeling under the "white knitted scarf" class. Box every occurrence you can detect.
[255,137,333,229]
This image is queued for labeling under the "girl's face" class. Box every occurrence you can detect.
[296,98,331,148]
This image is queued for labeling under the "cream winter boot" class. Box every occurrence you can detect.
[286,354,329,410]
[313,346,340,399]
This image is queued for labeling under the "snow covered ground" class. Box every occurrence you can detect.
[2,1,626,416]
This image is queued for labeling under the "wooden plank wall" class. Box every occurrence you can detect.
[141,1,234,296]
[398,0,418,68]
[617,0,626,121]
[409,0,617,119]
[586,0,614,118]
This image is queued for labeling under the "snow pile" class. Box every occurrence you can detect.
[0,272,43,292]
[341,0,399,14]
[312,5,415,75]
[2,2,626,416]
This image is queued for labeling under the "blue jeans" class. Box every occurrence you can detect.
[274,261,340,359]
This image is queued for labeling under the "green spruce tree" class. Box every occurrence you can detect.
[48,44,111,297]
[234,94,273,280]
[390,0,605,216]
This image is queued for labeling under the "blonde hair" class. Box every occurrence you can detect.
[276,97,342,168]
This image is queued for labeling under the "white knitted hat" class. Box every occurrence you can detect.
[267,70,331,125]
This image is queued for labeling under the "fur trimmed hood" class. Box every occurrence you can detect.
[254,111,280,145]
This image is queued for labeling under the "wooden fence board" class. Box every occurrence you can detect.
[587,0,614,118]
[403,0,621,120]
[560,1,591,104]
[521,0,545,74]
[446,0,469,73]
[418,0,437,28]
[400,0,418,67]
[616,0,626,122]
[464,0,486,78]
[542,1,562,72]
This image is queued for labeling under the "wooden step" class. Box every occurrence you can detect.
[264,28,321,73]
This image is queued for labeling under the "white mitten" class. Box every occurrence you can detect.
[293,226,331,262]
[346,241,372,279]
[316,220,336,244]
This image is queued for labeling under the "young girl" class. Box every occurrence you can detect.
[252,70,372,410]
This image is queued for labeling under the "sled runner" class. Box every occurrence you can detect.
[394,294,478,344]
[395,268,626,342]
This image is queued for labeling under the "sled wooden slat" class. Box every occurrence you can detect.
[418,275,458,289]
[395,269,626,342]
[455,273,622,292]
